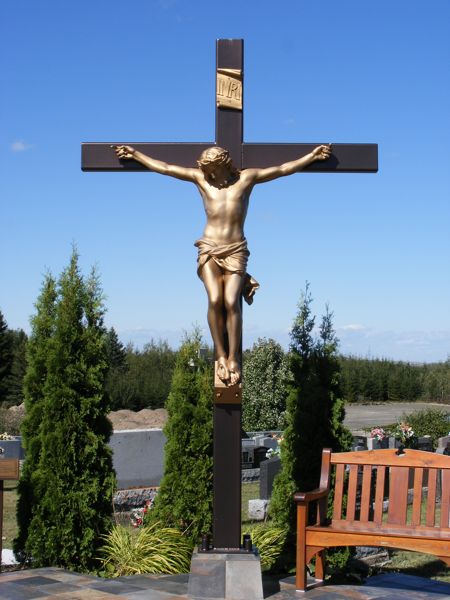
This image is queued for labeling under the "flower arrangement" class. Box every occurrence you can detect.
[130,498,153,528]
[266,435,283,459]
[394,422,415,446]
[0,432,14,441]
[370,427,386,442]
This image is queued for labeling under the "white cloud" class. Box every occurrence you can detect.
[339,324,366,332]
[11,140,32,152]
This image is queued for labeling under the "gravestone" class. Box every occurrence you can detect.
[417,436,433,452]
[438,435,450,449]
[352,435,367,451]
[260,456,281,500]
[0,437,24,460]
[367,436,389,450]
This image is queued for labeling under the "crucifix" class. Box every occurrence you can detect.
[82,39,377,551]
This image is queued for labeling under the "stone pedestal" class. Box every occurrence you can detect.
[187,550,263,600]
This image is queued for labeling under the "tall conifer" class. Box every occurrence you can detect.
[15,252,115,570]
[147,330,213,542]
[270,285,352,564]
[0,310,13,404]
[14,274,57,559]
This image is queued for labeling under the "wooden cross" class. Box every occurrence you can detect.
[82,39,377,551]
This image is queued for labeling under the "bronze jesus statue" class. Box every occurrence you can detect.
[114,143,332,386]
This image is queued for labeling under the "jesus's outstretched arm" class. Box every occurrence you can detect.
[243,144,332,185]
[113,145,199,182]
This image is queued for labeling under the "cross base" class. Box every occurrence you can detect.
[187,549,264,600]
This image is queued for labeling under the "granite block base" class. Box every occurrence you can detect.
[187,550,263,600]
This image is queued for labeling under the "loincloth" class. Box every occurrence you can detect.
[194,238,260,305]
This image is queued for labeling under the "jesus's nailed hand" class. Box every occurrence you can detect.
[112,145,136,160]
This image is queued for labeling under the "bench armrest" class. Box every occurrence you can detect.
[294,487,329,504]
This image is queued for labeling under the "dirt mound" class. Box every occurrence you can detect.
[108,407,168,430]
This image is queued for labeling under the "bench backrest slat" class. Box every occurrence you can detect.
[346,464,358,521]
[426,469,438,527]
[333,463,345,520]
[360,464,373,522]
[387,467,409,525]
[411,467,424,526]
[441,470,450,528]
[373,465,386,525]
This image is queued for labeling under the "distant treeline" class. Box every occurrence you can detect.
[339,356,450,404]
[1,311,450,410]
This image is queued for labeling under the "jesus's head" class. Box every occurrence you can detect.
[197,147,237,181]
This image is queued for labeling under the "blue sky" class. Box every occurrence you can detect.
[2,0,449,362]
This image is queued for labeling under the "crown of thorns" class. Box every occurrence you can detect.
[197,147,230,168]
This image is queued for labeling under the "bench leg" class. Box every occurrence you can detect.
[314,550,325,581]
[296,504,307,591]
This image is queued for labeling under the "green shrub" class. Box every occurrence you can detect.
[100,522,193,576]
[400,408,450,449]
[242,338,291,431]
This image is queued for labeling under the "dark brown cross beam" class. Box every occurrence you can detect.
[82,41,377,174]
[82,39,378,552]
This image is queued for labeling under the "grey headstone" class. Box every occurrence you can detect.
[438,435,450,448]
[417,436,433,452]
[367,436,389,450]
[0,437,24,459]
[259,456,281,499]
[352,435,367,450]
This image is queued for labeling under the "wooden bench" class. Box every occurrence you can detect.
[295,448,450,591]
[0,459,20,572]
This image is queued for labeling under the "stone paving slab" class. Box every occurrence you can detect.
[0,568,449,599]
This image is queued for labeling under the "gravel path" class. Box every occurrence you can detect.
[344,401,450,432]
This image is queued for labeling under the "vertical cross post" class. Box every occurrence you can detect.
[212,39,244,551]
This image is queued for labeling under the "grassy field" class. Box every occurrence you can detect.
[2,481,18,548]
[242,481,260,523]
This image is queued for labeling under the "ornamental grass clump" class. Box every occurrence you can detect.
[100,522,193,576]
[242,524,287,570]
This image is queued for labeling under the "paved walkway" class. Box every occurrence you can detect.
[0,568,449,599]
